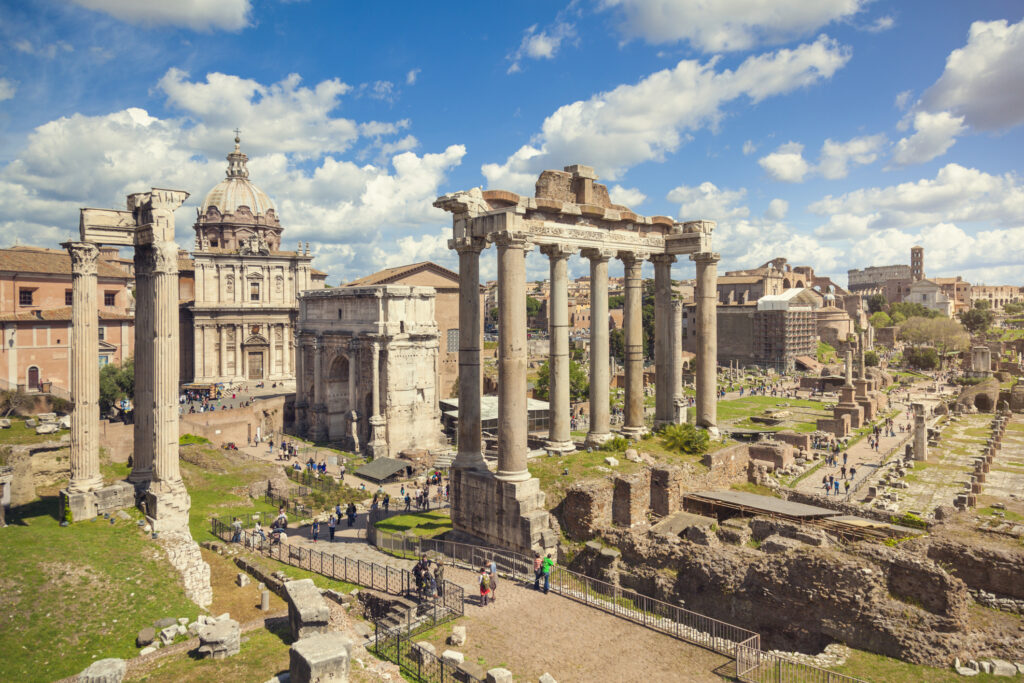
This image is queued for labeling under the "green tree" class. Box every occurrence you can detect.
[866,293,887,314]
[0,389,36,418]
[1004,302,1023,315]
[959,304,994,334]
[99,358,135,413]
[889,301,942,320]
[608,294,625,309]
[864,350,880,367]
[899,317,969,368]
[889,311,906,324]
[533,359,589,402]
[903,347,939,370]
[974,299,991,310]
[609,328,625,364]
[869,311,892,328]
[660,423,710,456]
[525,296,542,319]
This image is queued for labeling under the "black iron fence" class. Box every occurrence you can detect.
[371,626,484,683]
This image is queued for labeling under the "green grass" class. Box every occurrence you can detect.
[730,481,780,498]
[374,510,453,538]
[241,553,360,594]
[0,499,197,683]
[833,648,1004,682]
[529,448,643,506]
[178,433,211,445]
[978,506,1024,522]
[0,419,67,447]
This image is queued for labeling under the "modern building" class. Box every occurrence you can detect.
[178,135,325,385]
[0,246,134,395]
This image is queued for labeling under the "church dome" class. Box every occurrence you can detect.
[200,136,276,218]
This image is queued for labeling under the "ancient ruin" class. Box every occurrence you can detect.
[434,165,719,555]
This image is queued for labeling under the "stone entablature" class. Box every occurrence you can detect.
[295,286,442,458]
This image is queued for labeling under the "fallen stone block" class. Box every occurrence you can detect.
[154,617,177,629]
[136,627,156,647]
[457,660,486,682]
[448,625,467,646]
[284,579,330,641]
[991,659,1018,677]
[289,632,353,683]
[486,669,514,683]
[539,674,558,683]
[35,423,59,435]
[237,572,251,587]
[197,618,241,660]
[603,456,619,467]
[409,641,436,665]
[77,658,126,683]
[138,646,159,657]
[442,650,465,667]
[955,666,978,676]
[159,625,179,645]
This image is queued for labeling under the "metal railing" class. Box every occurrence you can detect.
[736,639,867,682]
[371,625,484,683]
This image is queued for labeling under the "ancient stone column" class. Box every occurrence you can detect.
[234,325,243,379]
[542,244,575,453]
[451,237,487,470]
[495,233,532,482]
[151,240,184,488]
[310,336,326,441]
[583,248,614,447]
[692,252,720,433]
[913,403,928,461]
[651,254,675,428]
[130,246,154,486]
[620,252,648,439]
[857,331,867,381]
[219,325,227,378]
[368,340,388,458]
[66,242,103,494]
[671,299,685,424]
[844,349,853,387]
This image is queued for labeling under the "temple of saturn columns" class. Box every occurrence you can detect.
[434,165,719,555]
[60,188,211,605]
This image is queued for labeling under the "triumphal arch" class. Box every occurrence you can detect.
[435,164,719,555]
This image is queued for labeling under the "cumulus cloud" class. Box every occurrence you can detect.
[890,111,966,166]
[894,89,913,111]
[0,78,16,102]
[599,0,865,52]
[484,36,850,192]
[406,68,421,85]
[507,21,577,74]
[69,0,252,32]
[608,185,647,208]
[919,18,1024,131]
[667,181,748,221]
[759,134,885,182]
[0,70,467,282]
[742,140,757,155]
[758,142,810,182]
[764,198,788,220]
[810,163,1024,238]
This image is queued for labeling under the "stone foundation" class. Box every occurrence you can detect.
[748,441,794,471]
[284,579,330,641]
[649,465,684,516]
[290,632,353,683]
[612,471,651,527]
[144,483,192,533]
[60,480,135,523]
[451,469,557,555]
[160,529,213,607]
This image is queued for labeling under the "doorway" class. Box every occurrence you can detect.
[27,366,40,391]
[247,352,264,379]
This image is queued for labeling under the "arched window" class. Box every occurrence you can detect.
[329,355,349,382]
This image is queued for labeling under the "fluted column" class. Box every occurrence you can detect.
[219,325,227,378]
[542,244,575,453]
[651,254,675,428]
[152,241,183,487]
[450,237,487,470]
[368,339,388,458]
[311,335,326,441]
[692,252,720,433]
[620,251,648,439]
[495,233,532,482]
[583,249,614,447]
[671,299,684,424]
[130,246,154,485]
[235,324,243,379]
[66,242,103,493]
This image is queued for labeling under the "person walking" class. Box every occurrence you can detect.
[488,559,498,603]
[311,519,320,543]
[328,515,336,542]
[479,567,491,606]
[541,554,554,594]
[833,480,840,495]
[231,516,242,543]
[533,552,543,591]
[436,562,445,598]
[346,502,357,528]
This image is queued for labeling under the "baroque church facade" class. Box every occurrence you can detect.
[179,136,325,385]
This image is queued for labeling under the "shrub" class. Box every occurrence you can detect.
[903,346,939,370]
[600,435,629,452]
[660,423,710,456]
[178,433,210,445]
[864,350,880,367]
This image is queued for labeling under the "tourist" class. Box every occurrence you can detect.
[346,502,357,528]
[823,481,831,496]
[843,452,848,466]
[541,554,554,594]
[383,493,390,512]
[254,521,266,543]
[533,552,543,590]
[479,567,491,606]
[488,560,498,603]
[231,516,242,543]
[844,480,851,494]
[840,465,847,480]
[335,503,342,520]
[833,480,840,495]
[311,519,320,543]
[328,515,336,542]
[850,466,856,480]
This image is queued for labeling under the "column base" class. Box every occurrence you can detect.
[494,468,531,483]
[544,439,576,454]
[451,450,489,471]
[698,425,720,439]
[620,425,648,441]
[584,432,613,449]
[450,468,557,556]
[67,475,104,495]
[60,481,135,523]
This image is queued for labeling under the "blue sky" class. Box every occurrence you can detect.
[1,0,1022,288]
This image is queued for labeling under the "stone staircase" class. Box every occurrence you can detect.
[357,589,429,634]
[432,450,455,469]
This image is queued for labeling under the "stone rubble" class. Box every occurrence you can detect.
[76,657,126,683]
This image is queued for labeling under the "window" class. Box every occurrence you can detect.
[98,355,110,366]
[65,290,73,306]
[250,282,260,301]
[337,308,344,319]
[104,292,116,306]
[98,326,105,341]
[19,289,33,306]
[446,328,459,353]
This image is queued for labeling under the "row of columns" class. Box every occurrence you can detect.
[450,234,719,482]
[193,321,293,381]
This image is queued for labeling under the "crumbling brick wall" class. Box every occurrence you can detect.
[649,465,684,516]
[559,479,613,541]
[773,431,811,451]
[748,441,794,471]
[612,471,651,528]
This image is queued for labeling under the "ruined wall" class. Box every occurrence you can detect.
[181,395,285,446]
[560,479,613,541]
[701,443,750,482]
[649,465,684,516]
[612,471,650,527]
[748,441,794,470]
[910,534,1024,601]
[772,430,811,451]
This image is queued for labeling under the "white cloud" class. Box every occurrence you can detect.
[890,111,966,166]
[764,198,788,220]
[608,185,646,208]
[742,140,757,155]
[11,39,73,59]
[894,89,913,111]
[0,71,467,283]
[863,15,894,33]
[810,163,1024,237]
[406,69,421,85]
[485,36,850,192]
[818,133,886,179]
[759,134,885,182]
[70,0,252,32]
[919,18,1024,131]
[758,142,810,182]
[600,0,865,52]
[0,78,16,102]
[667,181,748,221]
[507,21,576,74]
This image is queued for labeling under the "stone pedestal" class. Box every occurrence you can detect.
[368,415,388,459]
[290,633,353,683]
[285,579,330,641]
[450,468,556,556]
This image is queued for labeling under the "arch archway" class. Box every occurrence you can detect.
[783,278,792,288]
[327,354,351,440]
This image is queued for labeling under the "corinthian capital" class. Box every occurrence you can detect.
[153,241,180,275]
[492,231,533,251]
[540,243,576,261]
[65,242,100,276]
[448,236,488,254]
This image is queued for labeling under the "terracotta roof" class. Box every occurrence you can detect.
[0,246,131,279]
[0,307,134,322]
[344,261,459,287]
[311,268,328,277]
[717,275,764,284]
